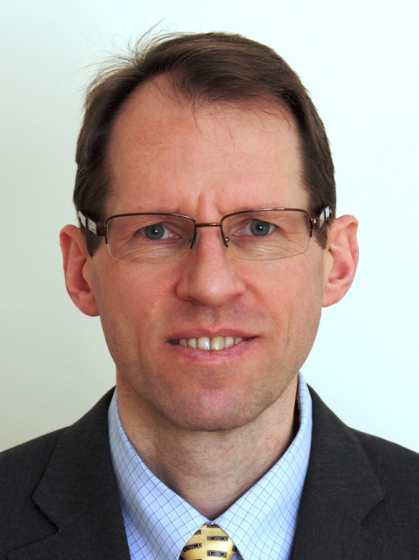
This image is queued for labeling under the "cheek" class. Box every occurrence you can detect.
[92,262,180,353]
[97,261,178,313]
[249,256,325,347]
[285,259,325,358]
[249,254,324,311]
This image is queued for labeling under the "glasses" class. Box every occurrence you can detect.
[78,207,331,264]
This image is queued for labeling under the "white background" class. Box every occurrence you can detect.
[1,0,418,453]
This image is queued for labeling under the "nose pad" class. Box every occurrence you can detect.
[220,229,229,249]
[190,229,200,252]
[189,226,229,253]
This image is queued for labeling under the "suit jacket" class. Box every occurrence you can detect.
[1,388,418,560]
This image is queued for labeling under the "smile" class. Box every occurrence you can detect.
[171,336,250,351]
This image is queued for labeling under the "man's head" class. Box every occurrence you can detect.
[61,32,358,434]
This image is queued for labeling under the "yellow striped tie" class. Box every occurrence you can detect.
[180,524,237,559]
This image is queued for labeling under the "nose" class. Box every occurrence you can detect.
[175,226,246,307]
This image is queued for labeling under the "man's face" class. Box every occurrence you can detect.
[85,81,329,432]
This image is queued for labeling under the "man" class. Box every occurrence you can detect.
[1,32,418,560]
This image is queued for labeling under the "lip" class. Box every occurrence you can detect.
[165,336,257,363]
[168,329,254,340]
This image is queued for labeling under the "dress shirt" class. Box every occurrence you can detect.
[108,373,312,560]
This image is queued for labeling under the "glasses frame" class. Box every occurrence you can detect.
[78,206,332,260]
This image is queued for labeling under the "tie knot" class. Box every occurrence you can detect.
[180,524,237,559]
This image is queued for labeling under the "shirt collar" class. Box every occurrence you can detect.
[109,373,312,560]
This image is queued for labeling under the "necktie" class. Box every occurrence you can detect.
[180,524,237,559]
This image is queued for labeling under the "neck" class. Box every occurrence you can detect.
[116,374,299,519]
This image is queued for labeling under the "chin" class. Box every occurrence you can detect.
[171,415,249,433]
[162,395,268,433]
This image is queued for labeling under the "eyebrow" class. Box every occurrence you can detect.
[110,201,298,217]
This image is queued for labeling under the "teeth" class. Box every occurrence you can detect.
[177,336,244,351]
[225,336,235,348]
[210,336,224,351]
[198,337,211,350]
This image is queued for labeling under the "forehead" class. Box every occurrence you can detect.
[107,78,307,217]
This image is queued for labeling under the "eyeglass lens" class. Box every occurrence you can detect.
[106,210,311,264]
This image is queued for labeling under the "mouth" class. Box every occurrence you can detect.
[169,336,252,352]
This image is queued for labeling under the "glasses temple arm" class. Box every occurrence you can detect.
[78,211,106,236]
[310,206,333,230]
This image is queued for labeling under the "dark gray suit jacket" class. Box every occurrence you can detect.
[1,388,418,559]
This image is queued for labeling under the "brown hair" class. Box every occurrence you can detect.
[74,32,335,254]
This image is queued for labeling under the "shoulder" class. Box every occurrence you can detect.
[309,385,419,487]
[309,385,419,470]
[0,388,114,490]
[350,429,419,552]
[0,428,65,498]
[0,390,115,554]
[306,386,419,553]
[0,429,67,552]
[353,427,419,498]
[354,427,419,467]
[0,390,113,532]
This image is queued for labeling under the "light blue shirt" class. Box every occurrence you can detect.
[108,373,312,560]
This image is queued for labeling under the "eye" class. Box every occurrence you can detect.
[142,223,169,240]
[246,219,275,237]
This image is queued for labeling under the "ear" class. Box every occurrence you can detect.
[322,215,359,308]
[59,225,99,317]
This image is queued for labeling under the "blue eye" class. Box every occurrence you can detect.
[143,223,166,239]
[249,219,273,236]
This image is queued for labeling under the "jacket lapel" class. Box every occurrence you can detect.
[8,390,130,560]
[291,388,410,560]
